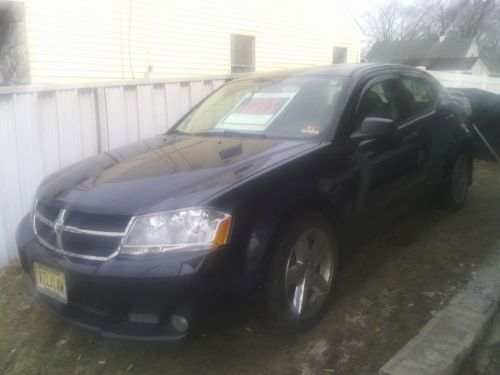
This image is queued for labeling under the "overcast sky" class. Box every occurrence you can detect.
[343,0,378,17]
[343,0,414,18]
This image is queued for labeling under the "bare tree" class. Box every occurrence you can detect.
[442,0,500,67]
[363,0,500,64]
[452,0,497,37]
[363,1,432,42]
[424,0,460,35]
[364,1,402,42]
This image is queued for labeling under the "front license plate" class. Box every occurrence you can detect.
[33,262,68,304]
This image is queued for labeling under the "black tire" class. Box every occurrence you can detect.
[265,212,339,332]
[440,148,472,211]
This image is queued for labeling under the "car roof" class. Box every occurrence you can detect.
[230,63,428,81]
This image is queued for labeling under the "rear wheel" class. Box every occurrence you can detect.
[265,213,338,332]
[441,149,472,210]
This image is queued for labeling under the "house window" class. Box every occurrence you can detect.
[231,34,255,74]
[332,47,348,64]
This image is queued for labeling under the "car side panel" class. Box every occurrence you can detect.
[207,145,365,288]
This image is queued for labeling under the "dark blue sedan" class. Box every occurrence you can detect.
[16,64,473,340]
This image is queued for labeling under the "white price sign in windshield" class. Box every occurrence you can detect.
[216,91,297,132]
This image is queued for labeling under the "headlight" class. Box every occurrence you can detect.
[120,208,232,255]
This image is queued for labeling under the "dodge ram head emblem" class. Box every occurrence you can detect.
[54,209,67,248]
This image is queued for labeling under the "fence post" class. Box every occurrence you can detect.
[95,87,109,152]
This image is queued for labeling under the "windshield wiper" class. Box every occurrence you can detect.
[167,128,189,136]
[192,130,268,139]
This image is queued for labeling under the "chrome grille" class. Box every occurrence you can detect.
[65,211,132,233]
[34,219,57,248]
[33,201,131,261]
[62,232,122,258]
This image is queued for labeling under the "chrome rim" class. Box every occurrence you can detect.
[285,228,334,319]
[451,154,469,204]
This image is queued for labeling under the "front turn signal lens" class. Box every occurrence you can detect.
[212,216,232,247]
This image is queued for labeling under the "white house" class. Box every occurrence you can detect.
[365,37,491,76]
[0,0,364,85]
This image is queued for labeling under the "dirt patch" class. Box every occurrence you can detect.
[1,160,500,374]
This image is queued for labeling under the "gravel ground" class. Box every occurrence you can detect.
[1,160,500,375]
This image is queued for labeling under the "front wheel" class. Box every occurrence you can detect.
[265,212,339,332]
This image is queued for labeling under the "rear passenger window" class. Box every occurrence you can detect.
[401,76,435,115]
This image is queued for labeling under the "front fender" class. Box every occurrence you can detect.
[239,176,353,289]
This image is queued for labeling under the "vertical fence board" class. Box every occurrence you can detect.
[78,89,99,159]
[10,93,44,261]
[105,86,128,149]
[13,93,43,214]
[202,80,214,97]
[136,85,156,139]
[37,92,62,175]
[0,95,22,262]
[56,90,84,167]
[165,82,184,127]
[189,81,205,107]
[152,84,168,134]
[96,87,109,152]
[213,79,227,90]
[122,87,140,144]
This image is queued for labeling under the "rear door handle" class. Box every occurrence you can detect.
[444,114,455,120]
[403,131,419,144]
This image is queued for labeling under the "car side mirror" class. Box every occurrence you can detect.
[351,117,395,142]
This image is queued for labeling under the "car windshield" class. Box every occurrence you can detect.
[175,76,347,139]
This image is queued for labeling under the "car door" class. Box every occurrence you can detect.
[346,75,425,229]
[396,72,440,196]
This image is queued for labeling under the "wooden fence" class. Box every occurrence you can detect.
[0,76,228,267]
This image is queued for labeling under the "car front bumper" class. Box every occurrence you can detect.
[16,215,248,341]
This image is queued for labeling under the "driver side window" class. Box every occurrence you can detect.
[355,79,399,129]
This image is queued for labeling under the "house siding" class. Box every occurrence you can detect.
[24,0,362,84]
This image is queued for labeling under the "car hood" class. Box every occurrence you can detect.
[37,134,322,215]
